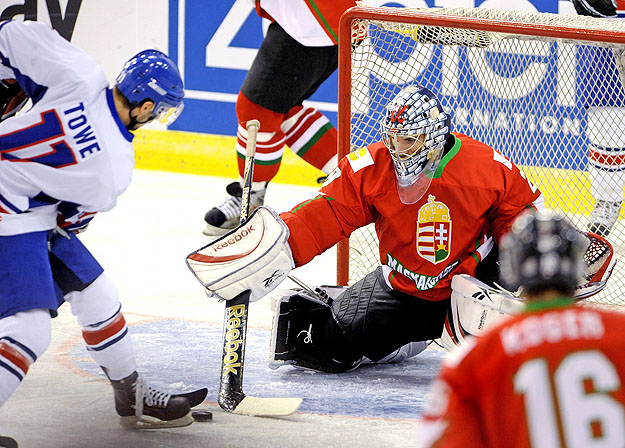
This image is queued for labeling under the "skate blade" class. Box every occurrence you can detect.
[120,412,194,429]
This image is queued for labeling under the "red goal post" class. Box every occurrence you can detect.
[337,5,625,305]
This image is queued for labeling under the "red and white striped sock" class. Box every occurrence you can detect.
[0,309,51,405]
[283,106,338,174]
[82,310,136,381]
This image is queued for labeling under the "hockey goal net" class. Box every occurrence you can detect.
[337,6,625,305]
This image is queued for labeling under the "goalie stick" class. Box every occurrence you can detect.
[216,119,302,416]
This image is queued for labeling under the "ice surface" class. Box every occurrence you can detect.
[0,170,446,448]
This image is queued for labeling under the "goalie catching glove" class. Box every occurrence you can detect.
[442,230,616,350]
[441,274,524,351]
[186,206,294,302]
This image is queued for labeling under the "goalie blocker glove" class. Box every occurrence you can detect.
[186,206,294,302]
[570,0,616,17]
[269,289,361,373]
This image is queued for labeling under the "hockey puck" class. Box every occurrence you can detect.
[192,410,213,422]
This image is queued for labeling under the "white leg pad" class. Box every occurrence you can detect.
[63,273,136,380]
[587,107,625,201]
[0,309,51,405]
[589,164,625,202]
[63,273,121,327]
[362,341,428,365]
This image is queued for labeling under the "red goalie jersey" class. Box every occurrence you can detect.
[419,303,625,448]
[281,133,543,301]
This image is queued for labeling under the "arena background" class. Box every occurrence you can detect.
[1,0,612,188]
[1,3,625,446]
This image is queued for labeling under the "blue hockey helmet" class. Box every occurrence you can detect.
[115,50,184,125]
[381,85,450,204]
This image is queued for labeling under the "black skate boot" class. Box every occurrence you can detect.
[203,181,266,236]
[0,435,17,448]
[173,387,208,408]
[111,371,193,428]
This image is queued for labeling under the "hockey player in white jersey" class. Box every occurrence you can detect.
[569,0,625,236]
[0,20,205,439]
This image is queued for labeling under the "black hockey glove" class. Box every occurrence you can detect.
[0,79,28,122]
[571,0,617,17]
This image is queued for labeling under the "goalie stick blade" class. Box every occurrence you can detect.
[226,395,303,417]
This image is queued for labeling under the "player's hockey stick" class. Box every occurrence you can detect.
[217,119,302,416]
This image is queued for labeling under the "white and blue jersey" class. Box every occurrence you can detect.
[0,20,134,318]
[0,20,135,236]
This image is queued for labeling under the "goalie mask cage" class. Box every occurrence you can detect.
[337,6,625,305]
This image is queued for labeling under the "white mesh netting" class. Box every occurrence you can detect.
[343,6,625,305]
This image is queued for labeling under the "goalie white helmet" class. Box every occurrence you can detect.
[380,85,450,204]
[500,210,587,296]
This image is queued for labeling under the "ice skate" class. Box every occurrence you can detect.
[111,371,193,429]
[0,435,17,448]
[203,181,266,236]
[588,199,622,237]
[173,387,208,408]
